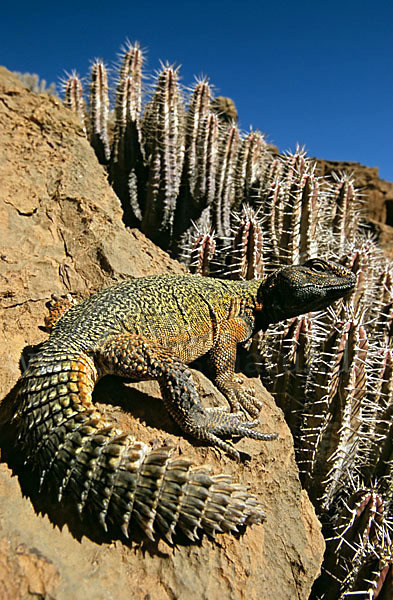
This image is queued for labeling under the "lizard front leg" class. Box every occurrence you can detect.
[209,300,263,418]
[97,333,277,460]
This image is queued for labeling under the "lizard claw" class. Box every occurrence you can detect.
[193,408,279,460]
[215,374,263,418]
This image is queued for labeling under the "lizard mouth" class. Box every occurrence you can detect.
[303,281,355,294]
[271,280,355,322]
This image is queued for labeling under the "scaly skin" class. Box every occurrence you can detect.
[13,258,356,542]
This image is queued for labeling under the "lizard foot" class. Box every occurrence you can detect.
[190,407,279,461]
[215,374,263,418]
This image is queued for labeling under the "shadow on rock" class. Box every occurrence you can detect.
[0,345,207,555]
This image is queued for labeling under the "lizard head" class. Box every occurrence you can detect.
[257,258,356,328]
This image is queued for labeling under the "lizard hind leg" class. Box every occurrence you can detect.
[98,334,278,460]
[44,294,76,332]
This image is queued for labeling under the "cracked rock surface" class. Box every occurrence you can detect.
[0,67,324,600]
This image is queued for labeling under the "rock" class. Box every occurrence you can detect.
[315,158,393,255]
[0,67,324,599]
[211,96,238,123]
[315,158,393,228]
[361,218,393,259]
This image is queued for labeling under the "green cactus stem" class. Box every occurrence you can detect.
[172,86,219,248]
[276,151,318,265]
[270,316,313,433]
[312,488,388,599]
[184,79,212,202]
[298,317,368,510]
[361,349,393,501]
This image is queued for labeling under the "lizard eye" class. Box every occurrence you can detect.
[306,259,328,273]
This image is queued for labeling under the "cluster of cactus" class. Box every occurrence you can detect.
[61,42,273,252]
[14,71,56,95]
[62,43,393,597]
[182,152,393,597]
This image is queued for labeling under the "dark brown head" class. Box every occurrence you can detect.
[257,258,356,329]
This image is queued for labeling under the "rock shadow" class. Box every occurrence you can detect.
[0,344,211,554]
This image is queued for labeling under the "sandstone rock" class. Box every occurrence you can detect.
[0,67,324,599]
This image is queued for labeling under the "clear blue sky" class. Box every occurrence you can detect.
[3,1,393,181]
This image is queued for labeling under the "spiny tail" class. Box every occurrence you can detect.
[15,350,265,543]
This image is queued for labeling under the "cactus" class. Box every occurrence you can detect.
[269,316,313,433]
[172,82,219,247]
[271,150,320,265]
[63,72,86,130]
[182,79,213,203]
[13,71,56,94]
[312,485,391,599]
[360,349,393,503]
[330,172,362,252]
[214,124,239,238]
[270,308,368,510]
[88,60,110,164]
[141,64,185,247]
[225,204,265,281]
[185,217,216,276]
[320,321,368,510]
[233,130,268,210]
[110,41,145,224]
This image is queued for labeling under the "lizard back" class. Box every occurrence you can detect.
[45,274,260,363]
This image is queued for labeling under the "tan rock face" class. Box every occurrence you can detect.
[316,158,393,227]
[211,96,238,123]
[0,67,324,600]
